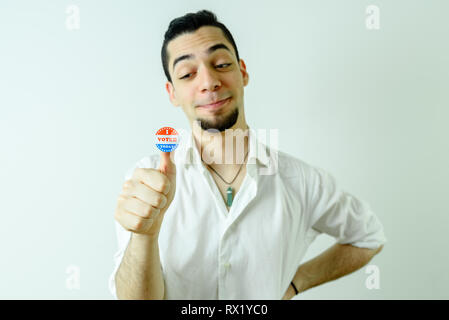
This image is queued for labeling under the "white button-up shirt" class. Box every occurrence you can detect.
[109,129,387,299]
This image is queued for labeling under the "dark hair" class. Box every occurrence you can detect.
[161,10,240,83]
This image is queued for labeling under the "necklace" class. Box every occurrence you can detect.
[203,149,249,207]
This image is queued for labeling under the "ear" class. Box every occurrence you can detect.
[165,81,180,107]
[239,59,249,87]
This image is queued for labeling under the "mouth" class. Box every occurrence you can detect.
[197,97,232,111]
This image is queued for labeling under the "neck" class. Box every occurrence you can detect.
[191,120,249,166]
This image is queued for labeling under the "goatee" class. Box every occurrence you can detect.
[197,107,239,132]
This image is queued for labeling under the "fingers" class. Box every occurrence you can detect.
[114,202,154,233]
[159,151,176,177]
[122,180,167,209]
[119,195,161,220]
[115,165,175,236]
[131,168,171,195]
[159,151,170,173]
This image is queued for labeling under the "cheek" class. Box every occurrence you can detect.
[227,73,244,93]
[175,88,194,106]
[229,71,244,87]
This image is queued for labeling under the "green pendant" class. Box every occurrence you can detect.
[226,186,233,207]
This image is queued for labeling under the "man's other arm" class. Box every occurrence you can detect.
[292,243,383,294]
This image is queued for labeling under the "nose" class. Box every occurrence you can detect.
[199,65,221,92]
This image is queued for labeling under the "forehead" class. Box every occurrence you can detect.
[167,26,234,71]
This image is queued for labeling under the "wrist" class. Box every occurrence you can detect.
[131,232,159,245]
[290,281,299,295]
[292,268,310,294]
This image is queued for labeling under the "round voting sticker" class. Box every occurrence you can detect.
[155,127,179,152]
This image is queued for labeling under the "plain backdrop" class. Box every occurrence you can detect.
[0,0,448,299]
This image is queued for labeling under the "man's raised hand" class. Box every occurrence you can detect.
[114,152,176,239]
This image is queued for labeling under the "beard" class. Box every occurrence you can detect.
[196,107,239,132]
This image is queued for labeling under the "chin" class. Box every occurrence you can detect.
[196,107,239,132]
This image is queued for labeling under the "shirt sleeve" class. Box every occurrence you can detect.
[108,155,158,299]
[306,166,387,250]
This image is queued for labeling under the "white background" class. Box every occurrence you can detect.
[0,0,448,299]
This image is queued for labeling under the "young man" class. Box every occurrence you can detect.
[110,10,386,300]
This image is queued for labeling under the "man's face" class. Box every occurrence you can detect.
[165,26,249,132]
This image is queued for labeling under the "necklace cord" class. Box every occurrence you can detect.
[203,149,249,185]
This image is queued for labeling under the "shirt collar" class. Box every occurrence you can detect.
[173,128,272,170]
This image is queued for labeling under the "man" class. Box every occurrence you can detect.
[110,10,386,300]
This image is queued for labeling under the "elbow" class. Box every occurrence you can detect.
[374,244,384,255]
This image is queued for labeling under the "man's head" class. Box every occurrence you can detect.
[161,10,249,132]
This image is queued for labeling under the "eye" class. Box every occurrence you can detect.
[179,63,232,80]
[179,73,192,80]
[216,63,232,68]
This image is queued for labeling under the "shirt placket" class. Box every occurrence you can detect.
[217,163,259,299]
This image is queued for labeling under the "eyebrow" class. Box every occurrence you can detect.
[172,43,232,72]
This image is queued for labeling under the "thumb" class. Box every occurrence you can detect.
[159,151,176,178]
